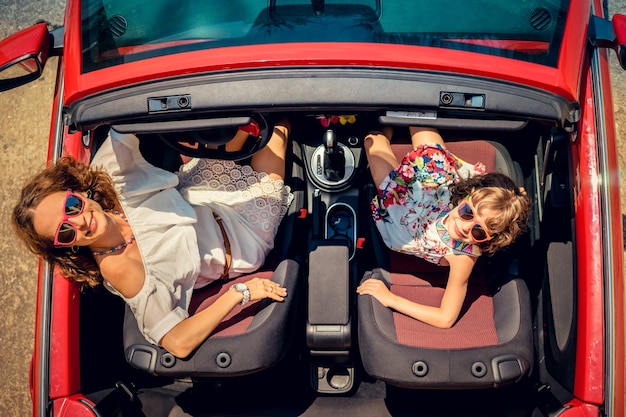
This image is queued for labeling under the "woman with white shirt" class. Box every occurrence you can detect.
[12,120,293,358]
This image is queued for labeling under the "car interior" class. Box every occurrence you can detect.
[1,0,618,414]
[74,101,577,416]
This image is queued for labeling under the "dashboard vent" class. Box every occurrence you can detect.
[109,15,128,37]
[529,8,552,31]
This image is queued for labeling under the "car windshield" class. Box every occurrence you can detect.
[81,0,569,73]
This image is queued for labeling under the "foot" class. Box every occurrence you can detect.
[238,120,261,137]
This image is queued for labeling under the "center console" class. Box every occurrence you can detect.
[299,114,370,394]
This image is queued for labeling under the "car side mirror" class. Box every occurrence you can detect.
[613,14,626,70]
[0,23,50,92]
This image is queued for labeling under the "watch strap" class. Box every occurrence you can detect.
[230,283,250,305]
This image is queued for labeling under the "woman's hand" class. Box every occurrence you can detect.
[356,278,395,307]
[245,277,287,302]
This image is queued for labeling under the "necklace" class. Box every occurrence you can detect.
[92,210,136,256]
[436,217,480,256]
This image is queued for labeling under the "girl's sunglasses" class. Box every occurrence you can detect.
[53,190,86,246]
[457,201,493,243]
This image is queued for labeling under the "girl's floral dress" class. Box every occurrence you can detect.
[371,143,485,265]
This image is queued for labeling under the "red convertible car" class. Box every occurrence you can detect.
[1,1,624,416]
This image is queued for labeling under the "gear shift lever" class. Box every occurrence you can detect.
[323,129,345,181]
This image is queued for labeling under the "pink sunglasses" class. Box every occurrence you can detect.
[53,190,86,246]
[457,201,493,243]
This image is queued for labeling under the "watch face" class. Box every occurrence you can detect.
[234,283,247,292]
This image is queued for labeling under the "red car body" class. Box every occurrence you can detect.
[1,0,624,416]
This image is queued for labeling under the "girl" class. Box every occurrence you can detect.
[357,126,530,328]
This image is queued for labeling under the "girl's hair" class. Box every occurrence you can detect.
[449,172,531,255]
[11,157,118,288]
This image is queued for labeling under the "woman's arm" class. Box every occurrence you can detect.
[160,277,286,358]
[356,254,476,328]
[159,287,242,358]
[103,259,286,358]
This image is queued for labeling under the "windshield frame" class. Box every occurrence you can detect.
[80,0,570,73]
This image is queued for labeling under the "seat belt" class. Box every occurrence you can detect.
[91,381,145,417]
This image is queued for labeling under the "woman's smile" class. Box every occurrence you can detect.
[88,212,97,236]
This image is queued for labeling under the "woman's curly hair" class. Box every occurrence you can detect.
[449,172,531,255]
[12,157,118,289]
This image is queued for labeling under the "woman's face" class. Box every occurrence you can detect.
[32,191,107,247]
[446,198,496,244]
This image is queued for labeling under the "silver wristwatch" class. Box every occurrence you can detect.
[230,282,250,305]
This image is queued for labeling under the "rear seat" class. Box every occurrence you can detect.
[357,139,533,389]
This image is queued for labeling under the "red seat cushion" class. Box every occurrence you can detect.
[391,278,498,349]
[188,271,273,338]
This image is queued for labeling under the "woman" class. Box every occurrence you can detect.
[13,120,293,358]
[357,126,530,329]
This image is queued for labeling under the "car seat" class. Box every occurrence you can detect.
[122,139,305,377]
[357,139,533,389]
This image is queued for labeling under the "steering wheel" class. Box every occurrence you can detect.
[156,113,273,161]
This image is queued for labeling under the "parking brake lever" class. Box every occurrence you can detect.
[323,129,345,181]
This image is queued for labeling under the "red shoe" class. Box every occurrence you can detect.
[238,120,260,137]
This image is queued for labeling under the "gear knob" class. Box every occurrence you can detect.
[323,129,345,181]
[324,129,336,150]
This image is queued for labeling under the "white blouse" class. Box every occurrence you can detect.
[92,130,292,345]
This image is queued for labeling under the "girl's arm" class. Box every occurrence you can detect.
[357,254,476,328]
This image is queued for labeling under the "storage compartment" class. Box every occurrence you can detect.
[325,202,357,260]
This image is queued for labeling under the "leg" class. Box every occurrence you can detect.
[250,119,290,180]
[364,127,398,187]
[225,129,251,152]
[409,126,445,148]
[180,129,250,165]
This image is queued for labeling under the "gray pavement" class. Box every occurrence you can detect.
[0,3,66,416]
[0,1,625,416]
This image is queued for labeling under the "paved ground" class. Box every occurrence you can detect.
[612,0,626,209]
[0,2,65,416]
[0,2,625,416]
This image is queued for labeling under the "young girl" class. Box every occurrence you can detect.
[357,126,530,329]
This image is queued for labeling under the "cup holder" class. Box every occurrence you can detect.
[313,365,354,394]
[325,203,357,260]
[326,366,353,391]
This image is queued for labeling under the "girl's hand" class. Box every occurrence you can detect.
[357,278,395,308]
[245,277,287,302]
